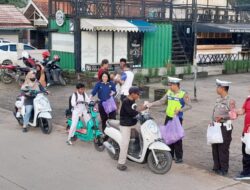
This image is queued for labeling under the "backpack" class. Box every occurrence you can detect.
[65,92,85,117]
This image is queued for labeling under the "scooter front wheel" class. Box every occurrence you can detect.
[147,150,172,174]
[39,118,53,134]
[94,137,105,152]
[58,75,66,86]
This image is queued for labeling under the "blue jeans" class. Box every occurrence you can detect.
[23,105,33,127]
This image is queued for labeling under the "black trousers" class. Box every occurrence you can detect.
[164,116,183,160]
[98,103,116,132]
[211,124,232,172]
[242,141,250,175]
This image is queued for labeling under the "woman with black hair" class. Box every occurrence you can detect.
[91,72,116,135]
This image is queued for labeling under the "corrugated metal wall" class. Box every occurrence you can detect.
[51,50,75,70]
[50,19,71,33]
[143,23,172,68]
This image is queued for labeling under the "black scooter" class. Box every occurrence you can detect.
[44,55,66,86]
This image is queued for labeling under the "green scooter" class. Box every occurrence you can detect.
[66,101,104,151]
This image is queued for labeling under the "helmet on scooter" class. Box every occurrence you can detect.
[42,51,50,59]
[53,55,60,62]
[22,51,29,59]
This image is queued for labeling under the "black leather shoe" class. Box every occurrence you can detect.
[117,164,127,171]
[175,158,183,164]
[22,128,28,133]
[212,168,220,174]
[218,170,228,176]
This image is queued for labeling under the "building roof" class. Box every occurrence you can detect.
[0,5,33,29]
[33,0,48,18]
[23,0,49,27]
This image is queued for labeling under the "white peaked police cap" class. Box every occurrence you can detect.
[216,79,232,87]
[168,76,182,83]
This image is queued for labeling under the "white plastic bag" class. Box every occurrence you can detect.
[207,122,223,145]
[242,133,250,155]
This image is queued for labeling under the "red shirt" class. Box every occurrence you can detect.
[242,97,250,133]
[97,68,108,81]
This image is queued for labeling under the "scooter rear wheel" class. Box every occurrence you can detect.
[1,73,13,84]
[147,151,172,174]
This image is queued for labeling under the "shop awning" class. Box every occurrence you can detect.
[80,19,156,32]
[81,19,138,32]
[197,23,250,33]
[128,20,157,32]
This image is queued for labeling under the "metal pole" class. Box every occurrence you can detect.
[192,0,198,101]
[74,0,82,73]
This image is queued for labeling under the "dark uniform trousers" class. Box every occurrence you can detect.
[211,123,232,172]
[98,103,116,132]
[242,140,250,175]
[165,116,183,160]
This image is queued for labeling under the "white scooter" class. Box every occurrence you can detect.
[14,92,53,134]
[103,110,172,174]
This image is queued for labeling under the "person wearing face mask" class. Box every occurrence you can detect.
[21,70,48,132]
[91,72,116,137]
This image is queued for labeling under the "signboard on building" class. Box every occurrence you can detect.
[55,10,65,27]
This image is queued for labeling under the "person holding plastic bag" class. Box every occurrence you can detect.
[146,77,191,164]
[210,79,236,176]
[91,72,116,138]
[234,97,250,180]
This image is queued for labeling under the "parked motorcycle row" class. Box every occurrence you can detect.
[0,51,66,86]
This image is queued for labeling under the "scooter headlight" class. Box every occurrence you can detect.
[148,121,159,134]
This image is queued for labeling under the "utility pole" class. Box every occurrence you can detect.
[74,0,82,75]
[192,0,198,102]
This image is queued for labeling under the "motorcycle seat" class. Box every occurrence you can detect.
[107,119,120,130]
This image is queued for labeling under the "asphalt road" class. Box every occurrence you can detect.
[1,73,250,182]
[0,107,250,190]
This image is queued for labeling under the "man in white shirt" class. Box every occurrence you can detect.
[116,63,134,102]
[67,83,90,145]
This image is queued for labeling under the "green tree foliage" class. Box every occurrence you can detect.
[0,0,28,8]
